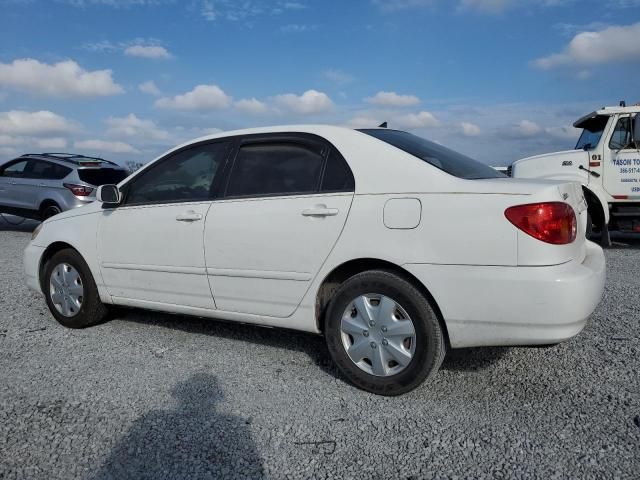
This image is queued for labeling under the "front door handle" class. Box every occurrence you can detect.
[176,211,203,222]
[302,205,339,217]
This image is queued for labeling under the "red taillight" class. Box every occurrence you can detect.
[63,183,94,197]
[505,202,577,245]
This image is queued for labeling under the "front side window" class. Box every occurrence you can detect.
[608,117,636,150]
[1,160,28,177]
[125,142,228,205]
[359,129,503,180]
[226,143,324,197]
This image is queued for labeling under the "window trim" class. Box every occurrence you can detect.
[222,133,354,200]
[118,139,233,208]
[608,115,636,151]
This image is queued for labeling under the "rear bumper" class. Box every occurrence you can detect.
[404,241,606,348]
[24,243,45,294]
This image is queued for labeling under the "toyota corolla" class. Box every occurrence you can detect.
[23,125,606,395]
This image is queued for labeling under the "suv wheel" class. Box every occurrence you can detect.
[40,203,61,220]
[324,270,446,396]
[43,249,109,328]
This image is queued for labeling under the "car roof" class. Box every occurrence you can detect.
[16,152,121,167]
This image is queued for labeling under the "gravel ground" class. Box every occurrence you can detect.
[0,219,638,479]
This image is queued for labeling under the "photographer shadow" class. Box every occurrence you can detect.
[94,373,263,480]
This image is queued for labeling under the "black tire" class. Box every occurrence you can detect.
[324,270,446,396]
[43,248,109,328]
[40,202,61,220]
[585,211,593,239]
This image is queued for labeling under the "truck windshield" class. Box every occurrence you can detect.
[575,115,609,150]
[359,129,504,180]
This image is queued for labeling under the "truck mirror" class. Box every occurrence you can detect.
[633,114,640,148]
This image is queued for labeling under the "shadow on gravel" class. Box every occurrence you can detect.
[120,309,511,378]
[442,347,511,372]
[94,373,264,480]
[120,309,342,379]
[0,215,38,232]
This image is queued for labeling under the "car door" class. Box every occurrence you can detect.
[604,114,640,198]
[23,160,72,210]
[204,135,355,318]
[98,140,231,309]
[0,159,30,209]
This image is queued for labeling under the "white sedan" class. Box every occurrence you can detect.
[24,125,606,395]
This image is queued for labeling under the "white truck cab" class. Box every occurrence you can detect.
[510,102,640,246]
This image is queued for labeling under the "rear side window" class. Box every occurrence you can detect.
[226,143,324,197]
[78,168,128,186]
[359,129,504,180]
[125,142,228,205]
[321,149,355,192]
[26,160,71,180]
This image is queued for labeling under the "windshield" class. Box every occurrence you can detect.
[575,115,609,150]
[359,129,504,180]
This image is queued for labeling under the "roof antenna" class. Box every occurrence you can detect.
[378,121,388,128]
[620,100,626,107]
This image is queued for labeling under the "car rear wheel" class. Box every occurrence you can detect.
[324,270,446,396]
[40,203,61,220]
[43,249,109,328]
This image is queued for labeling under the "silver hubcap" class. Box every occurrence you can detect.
[49,263,84,317]
[340,294,417,377]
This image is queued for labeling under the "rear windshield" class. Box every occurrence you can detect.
[78,168,128,186]
[359,129,504,180]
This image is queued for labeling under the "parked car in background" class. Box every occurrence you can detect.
[24,126,606,395]
[0,153,128,220]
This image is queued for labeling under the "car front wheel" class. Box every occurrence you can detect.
[324,270,446,396]
[43,248,109,328]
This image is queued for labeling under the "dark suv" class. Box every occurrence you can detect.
[0,153,128,220]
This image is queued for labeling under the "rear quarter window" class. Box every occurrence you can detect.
[359,129,504,180]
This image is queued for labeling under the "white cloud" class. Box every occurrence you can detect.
[0,110,76,135]
[366,91,420,107]
[347,115,384,128]
[105,114,170,142]
[510,119,543,138]
[322,68,354,85]
[138,80,161,96]
[34,137,68,149]
[274,89,334,115]
[461,121,481,136]
[533,22,640,69]
[0,58,123,97]
[235,98,268,115]
[392,111,440,129]
[74,139,139,154]
[155,84,232,111]
[124,45,171,59]
[280,24,317,33]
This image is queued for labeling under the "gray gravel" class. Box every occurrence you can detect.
[0,220,639,479]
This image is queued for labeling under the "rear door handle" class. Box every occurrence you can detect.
[176,211,203,222]
[302,205,339,217]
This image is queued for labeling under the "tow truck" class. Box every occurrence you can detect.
[509,101,640,247]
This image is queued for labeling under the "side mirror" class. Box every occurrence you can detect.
[96,184,121,205]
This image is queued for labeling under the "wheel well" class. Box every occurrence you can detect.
[315,258,450,348]
[582,186,605,227]
[39,199,60,214]
[38,242,77,292]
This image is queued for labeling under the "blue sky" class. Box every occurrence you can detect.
[0,0,639,166]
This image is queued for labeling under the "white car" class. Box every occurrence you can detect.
[24,125,606,395]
